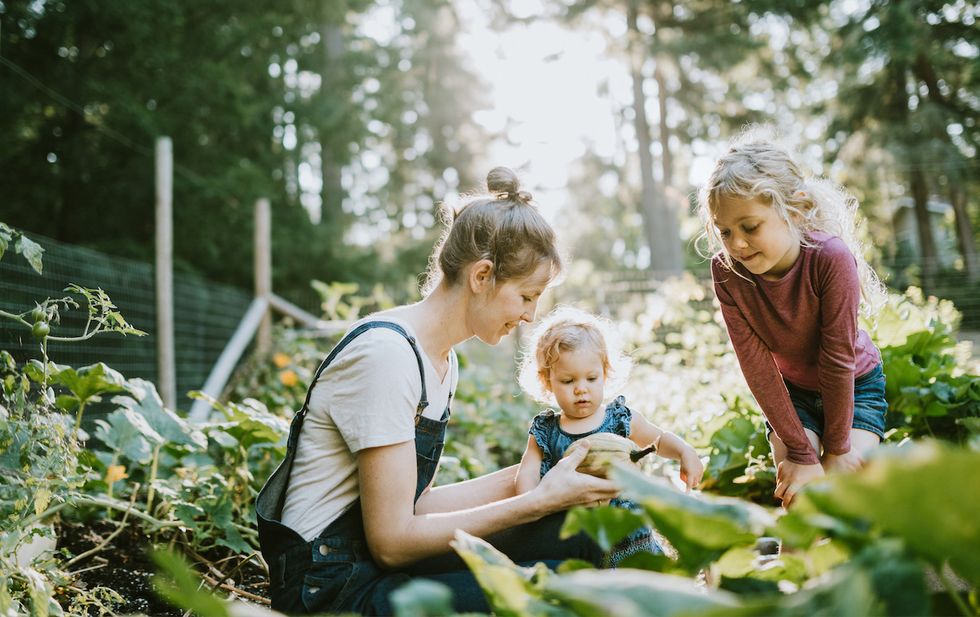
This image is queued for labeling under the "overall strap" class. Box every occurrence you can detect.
[301,321,429,419]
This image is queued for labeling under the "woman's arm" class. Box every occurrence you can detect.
[515,436,544,494]
[359,440,619,569]
[414,465,519,514]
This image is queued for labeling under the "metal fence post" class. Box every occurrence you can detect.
[155,137,177,410]
[255,198,272,354]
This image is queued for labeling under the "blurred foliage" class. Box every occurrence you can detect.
[454,440,976,616]
[0,0,489,307]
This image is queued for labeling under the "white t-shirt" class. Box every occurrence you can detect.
[280,316,458,541]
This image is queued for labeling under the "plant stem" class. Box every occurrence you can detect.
[938,565,973,617]
[0,309,30,326]
[105,453,118,519]
[64,489,139,568]
[146,443,161,516]
[74,400,87,433]
[77,495,181,530]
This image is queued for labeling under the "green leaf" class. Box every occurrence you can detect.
[543,569,742,616]
[198,394,286,450]
[214,525,252,555]
[151,549,230,617]
[0,350,15,372]
[0,226,9,261]
[560,505,648,552]
[93,408,164,463]
[389,579,455,617]
[700,565,878,617]
[852,541,928,617]
[794,441,980,587]
[24,360,67,384]
[52,363,127,406]
[112,378,206,448]
[611,465,774,572]
[450,530,556,617]
[14,234,44,274]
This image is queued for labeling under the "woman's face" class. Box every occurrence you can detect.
[471,261,552,345]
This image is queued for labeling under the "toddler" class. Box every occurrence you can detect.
[515,306,704,564]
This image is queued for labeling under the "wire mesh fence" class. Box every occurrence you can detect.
[0,232,252,412]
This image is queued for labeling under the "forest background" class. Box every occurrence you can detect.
[1,0,977,313]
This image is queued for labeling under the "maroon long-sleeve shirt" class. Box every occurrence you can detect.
[711,232,881,465]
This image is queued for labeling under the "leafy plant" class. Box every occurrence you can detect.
[872,289,980,445]
[455,441,976,617]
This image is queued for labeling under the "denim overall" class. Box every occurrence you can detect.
[256,321,450,615]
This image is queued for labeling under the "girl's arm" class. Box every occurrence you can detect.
[515,436,544,494]
[629,413,704,490]
[359,439,620,569]
[814,240,863,457]
[712,262,820,466]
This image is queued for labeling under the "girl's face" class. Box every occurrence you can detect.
[471,261,551,345]
[713,196,801,280]
[548,346,606,420]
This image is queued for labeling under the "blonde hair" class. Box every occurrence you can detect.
[697,126,886,317]
[422,167,562,296]
[518,306,632,405]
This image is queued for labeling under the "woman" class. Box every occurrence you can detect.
[257,167,619,614]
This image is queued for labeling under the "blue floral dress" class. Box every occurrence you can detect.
[529,395,663,565]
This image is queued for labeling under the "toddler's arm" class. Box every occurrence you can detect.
[630,413,704,491]
[515,436,544,494]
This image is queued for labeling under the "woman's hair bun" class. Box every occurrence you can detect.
[487,166,533,204]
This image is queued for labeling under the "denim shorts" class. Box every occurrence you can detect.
[769,363,888,439]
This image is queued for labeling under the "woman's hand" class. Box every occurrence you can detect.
[821,449,864,474]
[532,441,620,512]
[678,446,705,492]
[774,460,824,508]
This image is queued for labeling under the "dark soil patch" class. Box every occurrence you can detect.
[57,519,270,616]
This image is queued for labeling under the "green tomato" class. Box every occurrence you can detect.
[32,321,50,339]
[31,307,47,323]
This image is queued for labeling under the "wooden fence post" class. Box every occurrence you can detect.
[255,198,272,354]
[155,137,177,410]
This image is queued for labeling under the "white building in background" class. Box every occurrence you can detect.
[890,197,960,268]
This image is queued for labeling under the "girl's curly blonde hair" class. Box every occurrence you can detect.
[696,125,886,318]
[517,306,632,405]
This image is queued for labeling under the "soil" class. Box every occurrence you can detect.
[57,519,270,616]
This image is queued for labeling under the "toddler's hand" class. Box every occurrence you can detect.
[678,447,704,492]
[774,460,824,508]
[821,450,864,474]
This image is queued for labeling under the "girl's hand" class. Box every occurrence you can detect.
[821,450,864,474]
[678,446,705,492]
[774,460,824,508]
[533,441,620,511]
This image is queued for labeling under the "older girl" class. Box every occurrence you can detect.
[699,128,888,508]
[257,167,619,614]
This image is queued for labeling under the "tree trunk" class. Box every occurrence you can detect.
[654,61,672,188]
[319,17,345,236]
[949,180,979,283]
[910,166,938,292]
[627,0,682,279]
